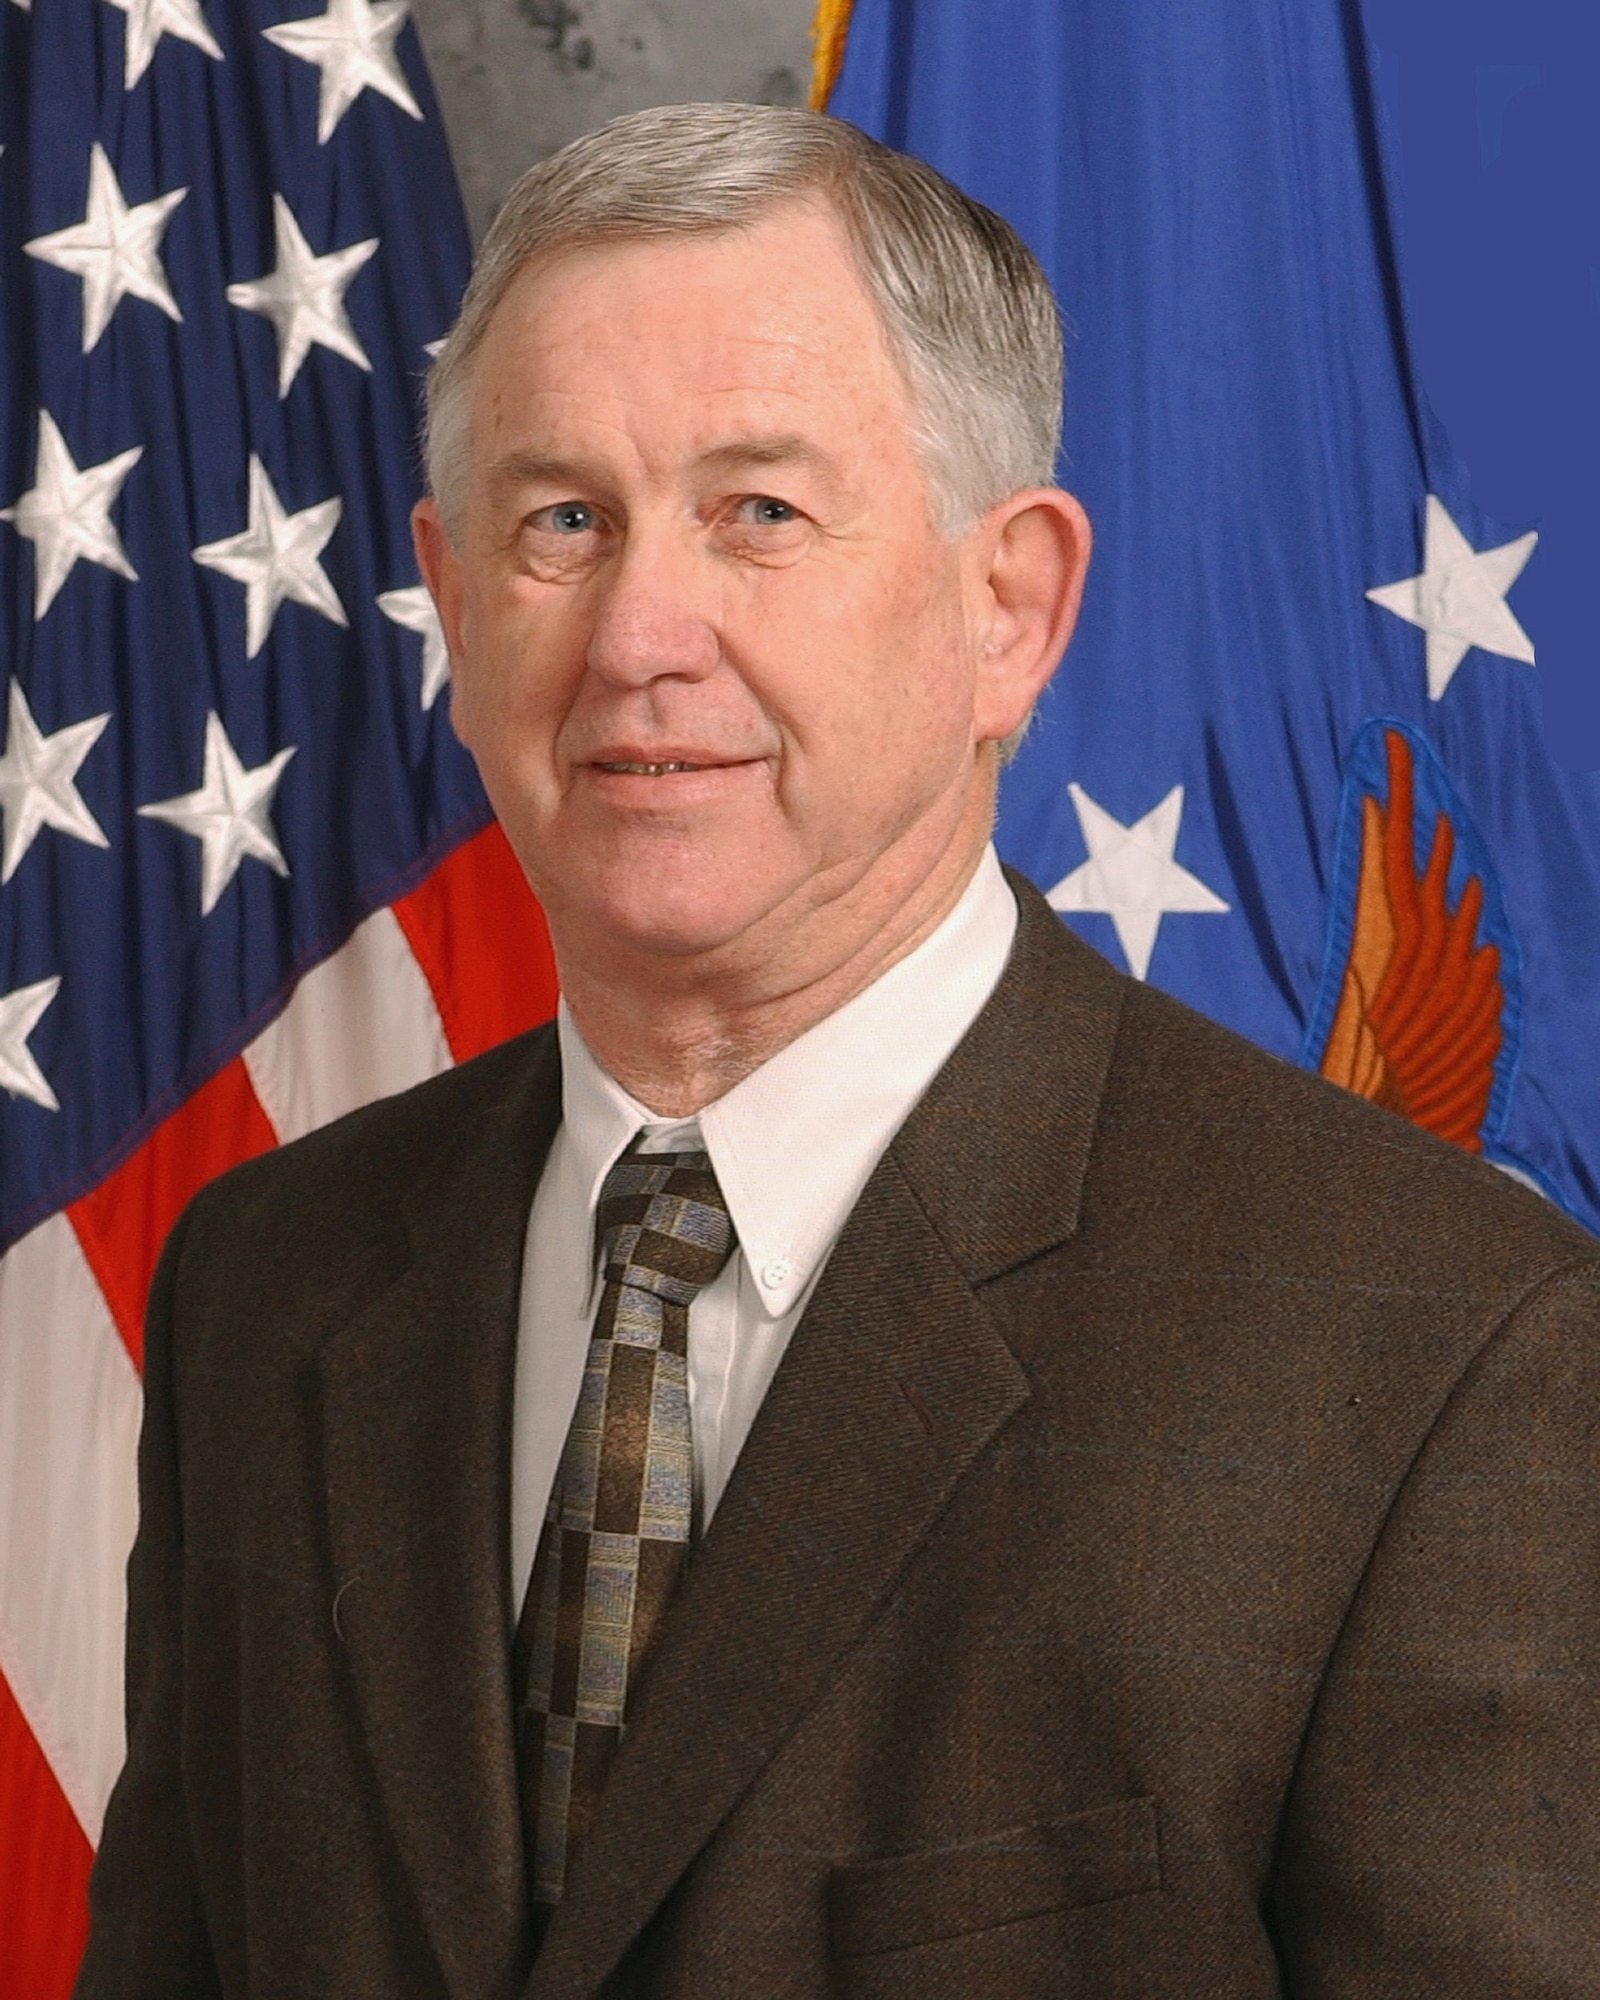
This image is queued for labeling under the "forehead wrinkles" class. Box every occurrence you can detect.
[473,214,917,431]
[484,313,877,432]
[472,376,919,529]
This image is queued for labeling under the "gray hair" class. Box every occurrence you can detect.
[423,102,1064,543]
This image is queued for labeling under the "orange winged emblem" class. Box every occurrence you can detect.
[1317,728,1503,1152]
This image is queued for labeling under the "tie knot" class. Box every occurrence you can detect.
[595,1146,736,1303]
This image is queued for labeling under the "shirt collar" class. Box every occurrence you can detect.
[556,846,1018,1317]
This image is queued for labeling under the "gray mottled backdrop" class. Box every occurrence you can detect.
[410,0,814,240]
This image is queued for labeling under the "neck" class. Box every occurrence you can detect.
[555,817,992,1118]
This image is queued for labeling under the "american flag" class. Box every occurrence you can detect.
[0,3,556,1987]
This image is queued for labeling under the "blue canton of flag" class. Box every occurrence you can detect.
[0,0,482,1250]
[828,0,1600,1233]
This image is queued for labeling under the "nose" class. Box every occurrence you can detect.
[584,521,721,687]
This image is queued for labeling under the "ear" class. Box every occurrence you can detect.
[411,496,467,664]
[967,487,1091,746]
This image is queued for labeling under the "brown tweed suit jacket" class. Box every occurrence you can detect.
[78,877,1600,1998]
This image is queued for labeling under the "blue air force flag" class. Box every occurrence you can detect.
[828,0,1600,1232]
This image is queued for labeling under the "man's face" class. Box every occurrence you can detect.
[418,201,1043,986]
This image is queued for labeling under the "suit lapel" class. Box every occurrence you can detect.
[893,877,1127,1283]
[528,884,1128,1999]
[316,1032,561,1998]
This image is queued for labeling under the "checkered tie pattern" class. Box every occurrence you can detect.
[515,1143,737,1914]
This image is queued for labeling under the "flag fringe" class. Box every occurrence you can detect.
[808,0,854,111]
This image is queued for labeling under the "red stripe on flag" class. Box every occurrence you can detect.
[392,823,559,1060]
[0,1664,91,2000]
[68,1059,277,1373]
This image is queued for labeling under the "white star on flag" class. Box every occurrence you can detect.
[0,682,111,883]
[0,411,142,620]
[138,712,296,916]
[104,0,223,90]
[0,975,63,1111]
[377,584,450,708]
[1048,782,1230,980]
[226,194,377,396]
[192,455,347,658]
[1366,494,1538,701]
[24,143,187,353]
[263,0,422,144]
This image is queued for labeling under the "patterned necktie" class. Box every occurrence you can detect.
[514,1144,737,1917]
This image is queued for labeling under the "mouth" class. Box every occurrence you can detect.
[593,759,714,775]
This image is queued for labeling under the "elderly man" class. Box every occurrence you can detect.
[79,104,1599,1999]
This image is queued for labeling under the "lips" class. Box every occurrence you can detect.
[585,744,762,777]
[594,759,709,775]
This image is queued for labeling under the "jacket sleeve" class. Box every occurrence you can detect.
[1271,1260,1600,1995]
[74,1200,222,1999]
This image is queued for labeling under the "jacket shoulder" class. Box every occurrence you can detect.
[1100,965,1595,1290]
[170,1018,559,1280]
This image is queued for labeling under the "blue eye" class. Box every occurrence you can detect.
[746,497,796,524]
[547,501,596,534]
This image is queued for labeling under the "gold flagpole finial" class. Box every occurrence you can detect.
[808,0,855,111]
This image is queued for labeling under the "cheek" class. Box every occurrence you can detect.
[763,548,966,729]
[858,564,976,740]
[442,612,511,759]
[452,590,569,748]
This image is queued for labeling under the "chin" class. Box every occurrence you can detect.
[570,870,769,964]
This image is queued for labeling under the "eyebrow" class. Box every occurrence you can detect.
[483,435,837,495]
[693,435,833,478]
[484,449,596,494]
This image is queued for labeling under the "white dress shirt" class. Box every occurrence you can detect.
[509,846,1019,1608]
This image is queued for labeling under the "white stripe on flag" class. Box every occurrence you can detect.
[243,906,452,1144]
[0,1214,140,1843]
